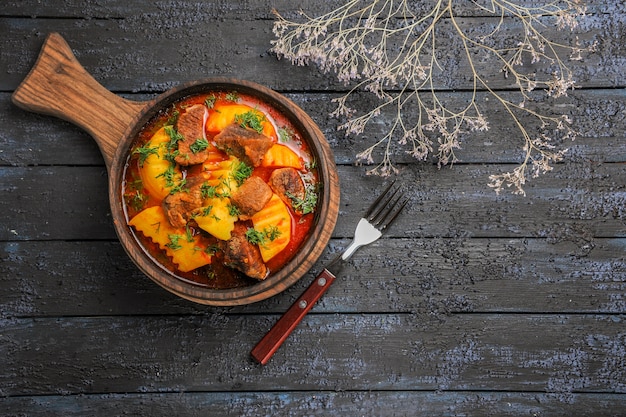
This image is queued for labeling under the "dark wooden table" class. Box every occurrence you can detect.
[2,1,625,415]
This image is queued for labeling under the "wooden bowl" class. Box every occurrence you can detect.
[12,33,340,306]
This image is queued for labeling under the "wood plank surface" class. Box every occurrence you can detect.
[2,392,624,417]
[0,12,622,92]
[1,314,625,395]
[3,0,620,19]
[2,236,625,317]
[1,0,625,415]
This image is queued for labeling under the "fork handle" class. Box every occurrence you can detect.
[251,269,336,365]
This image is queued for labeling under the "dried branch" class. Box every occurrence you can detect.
[270,0,595,195]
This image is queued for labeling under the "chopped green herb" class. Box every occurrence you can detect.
[164,149,180,163]
[165,234,183,251]
[155,165,186,194]
[151,221,162,234]
[264,225,281,241]
[185,226,194,243]
[245,228,264,245]
[170,178,187,194]
[225,91,240,102]
[228,204,241,217]
[166,106,180,125]
[190,137,209,154]
[205,95,217,108]
[287,182,319,215]
[125,177,146,210]
[232,160,253,186]
[278,127,294,143]
[245,226,282,247]
[163,125,184,154]
[126,178,143,193]
[200,183,216,199]
[200,183,224,199]
[305,158,317,170]
[128,190,147,211]
[218,178,232,196]
[155,166,174,187]
[156,165,184,193]
[132,142,159,167]
[234,110,266,134]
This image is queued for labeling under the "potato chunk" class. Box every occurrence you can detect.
[251,194,291,263]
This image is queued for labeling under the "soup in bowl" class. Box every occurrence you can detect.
[110,80,340,306]
[123,89,324,291]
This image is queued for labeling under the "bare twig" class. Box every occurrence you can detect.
[271,0,595,195]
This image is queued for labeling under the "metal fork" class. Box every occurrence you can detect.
[251,181,408,365]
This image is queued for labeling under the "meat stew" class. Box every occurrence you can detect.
[122,91,320,289]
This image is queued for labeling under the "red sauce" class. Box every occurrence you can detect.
[122,91,319,289]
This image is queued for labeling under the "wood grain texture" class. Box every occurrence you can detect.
[11,33,146,169]
[2,0,621,19]
[2,392,624,417]
[1,237,625,317]
[1,314,624,395]
[0,12,623,92]
[1,0,625,415]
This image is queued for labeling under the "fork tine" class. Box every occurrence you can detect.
[366,181,407,231]
[369,190,400,224]
[365,180,397,219]
[377,197,408,231]
[371,192,406,229]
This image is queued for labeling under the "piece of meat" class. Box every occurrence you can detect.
[162,177,206,228]
[230,176,273,220]
[269,167,306,212]
[221,223,268,280]
[175,104,209,166]
[213,123,273,167]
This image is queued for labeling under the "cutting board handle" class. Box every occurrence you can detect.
[11,32,146,170]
